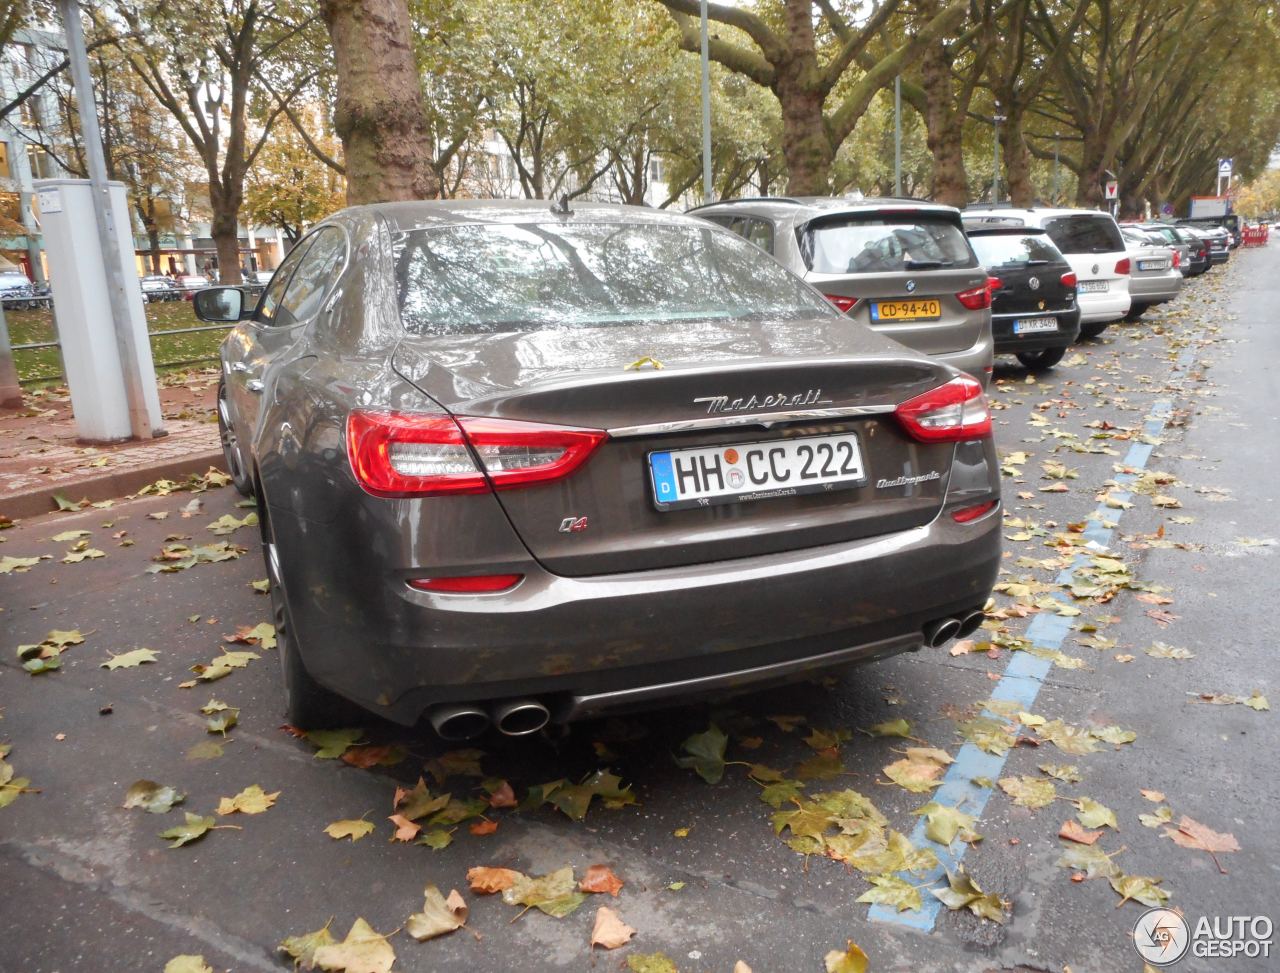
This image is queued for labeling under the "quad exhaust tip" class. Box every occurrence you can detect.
[955,609,986,640]
[491,699,551,737]
[428,704,490,741]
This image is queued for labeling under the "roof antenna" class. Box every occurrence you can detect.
[550,194,572,216]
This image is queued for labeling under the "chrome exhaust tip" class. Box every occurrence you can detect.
[923,617,963,648]
[491,699,551,737]
[428,704,491,741]
[955,609,986,640]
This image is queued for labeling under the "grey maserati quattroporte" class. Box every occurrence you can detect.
[194,199,1001,739]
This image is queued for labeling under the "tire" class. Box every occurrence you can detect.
[1124,303,1149,322]
[262,496,357,729]
[217,380,254,496]
[1079,322,1109,340]
[1015,346,1067,370]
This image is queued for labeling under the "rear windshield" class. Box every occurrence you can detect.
[1140,226,1179,244]
[799,215,977,274]
[393,221,834,336]
[969,233,1063,268]
[1043,215,1125,254]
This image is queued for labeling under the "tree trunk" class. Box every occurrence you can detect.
[776,65,831,194]
[1002,112,1035,207]
[321,0,439,204]
[919,40,967,207]
[147,227,162,274]
[1075,129,1107,207]
[211,207,242,286]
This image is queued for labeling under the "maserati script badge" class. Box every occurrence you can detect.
[693,389,832,415]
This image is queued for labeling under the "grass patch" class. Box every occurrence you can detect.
[4,301,228,385]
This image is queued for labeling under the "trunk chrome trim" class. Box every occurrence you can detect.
[607,405,896,439]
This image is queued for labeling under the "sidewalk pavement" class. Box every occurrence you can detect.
[0,367,224,520]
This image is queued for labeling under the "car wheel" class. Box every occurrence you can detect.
[1124,303,1149,322]
[1015,346,1067,370]
[217,380,254,497]
[262,499,356,729]
[1079,322,1109,340]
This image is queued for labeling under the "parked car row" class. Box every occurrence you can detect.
[184,193,1244,736]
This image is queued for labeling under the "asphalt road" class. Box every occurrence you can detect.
[2,249,1277,973]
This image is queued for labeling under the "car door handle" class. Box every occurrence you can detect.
[231,362,250,373]
[245,379,265,394]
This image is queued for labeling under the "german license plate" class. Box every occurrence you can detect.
[871,299,942,322]
[1013,317,1058,335]
[1138,259,1168,271]
[1078,280,1109,293]
[648,433,866,511]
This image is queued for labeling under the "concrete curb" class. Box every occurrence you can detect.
[1,449,225,520]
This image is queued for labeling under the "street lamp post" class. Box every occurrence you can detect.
[992,100,1007,204]
[698,0,713,202]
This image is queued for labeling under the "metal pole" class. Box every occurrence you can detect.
[0,303,22,408]
[57,0,159,439]
[894,75,902,196]
[1052,132,1060,204]
[699,0,713,201]
[992,101,1005,204]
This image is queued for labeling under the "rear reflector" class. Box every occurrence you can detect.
[1060,272,1077,288]
[1115,257,1131,275]
[824,293,858,313]
[951,499,998,523]
[895,376,992,443]
[347,410,606,498]
[408,574,523,593]
[956,283,992,310]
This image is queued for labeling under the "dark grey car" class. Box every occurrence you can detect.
[690,197,996,387]
[194,200,1001,739]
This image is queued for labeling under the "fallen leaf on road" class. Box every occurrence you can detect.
[999,775,1056,809]
[674,724,728,784]
[823,942,869,973]
[159,812,233,848]
[855,874,921,912]
[1146,642,1193,660]
[0,555,42,574]
[913,802,980,846]
[277,921,335,967]
[50,530,90,542]
[1074,797,1118,830]
[324,817,374,841]
[291,727,364,759]
[1035,720,1103,755]
[311,918,395,973]
[1192,691,1270,710]
[1056,842,1121,879]
[591,906,635,949]
[1109,873,1169,908]
[163,956,212,973]
[1059,819,1102,845]
[217,785,278,816]
[406,886,468,941]
[467,866,521,894]
[485,779,517,808]
[502,866,587,918]
[415,828,454,850]
[931,868,1007,923]
[1140,789,1165,802]
[123,780,185,814]
[340,745,405,769]
[1140,806,1174,828]
[627,954,679,973]
[1163,815,1239,872]
[579,864,624,896]
[388,813,421,842]
[468,818,497,836]
[884,748,950,793]
[100,648,159,670]
[1038,763,1081,782]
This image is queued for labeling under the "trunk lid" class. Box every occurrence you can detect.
[393,316,960,576]
[990,263,1076,316]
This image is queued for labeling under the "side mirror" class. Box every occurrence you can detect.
[193,286,246,323]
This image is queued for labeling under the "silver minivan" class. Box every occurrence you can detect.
[692,197,995,385]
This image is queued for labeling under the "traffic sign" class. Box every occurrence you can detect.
[1105,180,1119,200]
[1219,158,1233,177]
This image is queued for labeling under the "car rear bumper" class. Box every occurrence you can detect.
[1078,289,1131,324]
[1129,270,1182,304]
[927,328,995,388]
[275,456,1002,725]
[1208,251,1230,265]
[991,308,1082,354]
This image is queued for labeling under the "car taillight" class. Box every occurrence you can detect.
[986,276,1002,296]
[1172,251,1180,268]
[956,283,992,310]
[895,376,992,443]
[1060,272,1077,288]
[346,410,606,498]
[408,574,523,593]
[824,293,858,313]
[1115,258,1131,275]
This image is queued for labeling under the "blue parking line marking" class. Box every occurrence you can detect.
[868,389,1181,931]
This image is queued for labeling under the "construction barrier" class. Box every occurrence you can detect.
[1242,224,1270,247]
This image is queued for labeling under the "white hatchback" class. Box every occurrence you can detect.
[964,207,1131,338]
